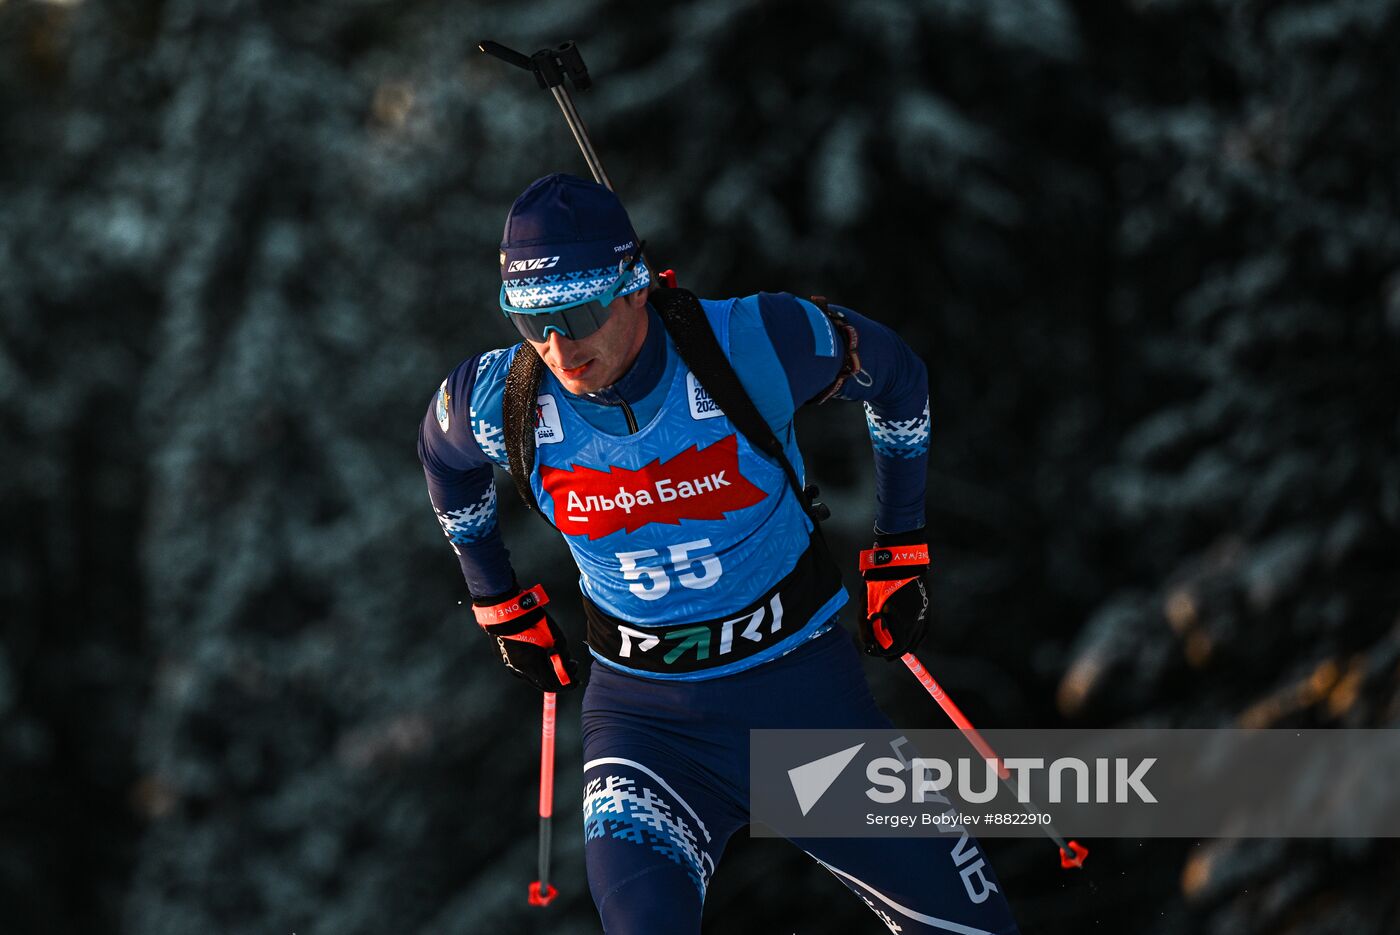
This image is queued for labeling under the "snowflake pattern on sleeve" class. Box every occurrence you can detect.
[864,397,931,459]
[470,348,510,466]
[433,484,498,545]
[470,409,506,465]
[475,347,508,381]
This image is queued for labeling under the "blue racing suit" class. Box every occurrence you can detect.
[418,293,1020,933]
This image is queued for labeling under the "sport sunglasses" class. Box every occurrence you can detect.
[499,244,646,343]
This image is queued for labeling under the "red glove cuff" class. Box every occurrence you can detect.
[859,544,930,572]
[474,584,558,651]
[473,584,550,627]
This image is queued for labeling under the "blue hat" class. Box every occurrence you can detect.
[500,173,651,310]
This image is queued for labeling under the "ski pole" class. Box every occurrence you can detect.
[527,691,559,906]
[477,39,680,289]
[874,623,1088,869]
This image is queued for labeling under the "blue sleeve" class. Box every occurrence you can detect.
[754,292,844,406]
[417,352,518,598]
[750,292,929,535]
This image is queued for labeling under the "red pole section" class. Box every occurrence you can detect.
[528,692,559,906]
[539,691,557,818]
[897,652,1089,869]
[900,653,1010,781]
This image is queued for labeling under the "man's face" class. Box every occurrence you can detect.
[526,289,649,395]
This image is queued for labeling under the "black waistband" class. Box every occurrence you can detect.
[581,536,842,674]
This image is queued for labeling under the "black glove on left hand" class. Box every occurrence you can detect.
[472,584,579,692]
[858,528,930,659]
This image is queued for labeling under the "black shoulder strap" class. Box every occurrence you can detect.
[649,287,825,525]
[502,343,546,516]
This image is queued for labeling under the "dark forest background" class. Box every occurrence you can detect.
[3,0,1399,932]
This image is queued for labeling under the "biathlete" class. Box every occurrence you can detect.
[418,172,1021,934]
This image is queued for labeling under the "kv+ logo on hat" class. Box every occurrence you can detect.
[500,173,650,310]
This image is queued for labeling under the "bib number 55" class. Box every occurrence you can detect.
[616,538,722,601]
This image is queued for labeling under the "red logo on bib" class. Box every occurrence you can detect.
[540,434,768,539]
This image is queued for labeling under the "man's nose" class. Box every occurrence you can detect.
[544,330,575,360]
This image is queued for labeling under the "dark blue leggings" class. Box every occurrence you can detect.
[581,624,1022,934]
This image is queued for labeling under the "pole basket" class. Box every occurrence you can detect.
[528,881,558,906]
[1059,840,1089,869]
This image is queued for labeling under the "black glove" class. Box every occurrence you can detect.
[858,528,930,659]
[472,584,579,692]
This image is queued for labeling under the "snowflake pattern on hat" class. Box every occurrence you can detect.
[504,260,651,310]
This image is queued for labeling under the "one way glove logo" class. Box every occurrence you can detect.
[540,434,767,539]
